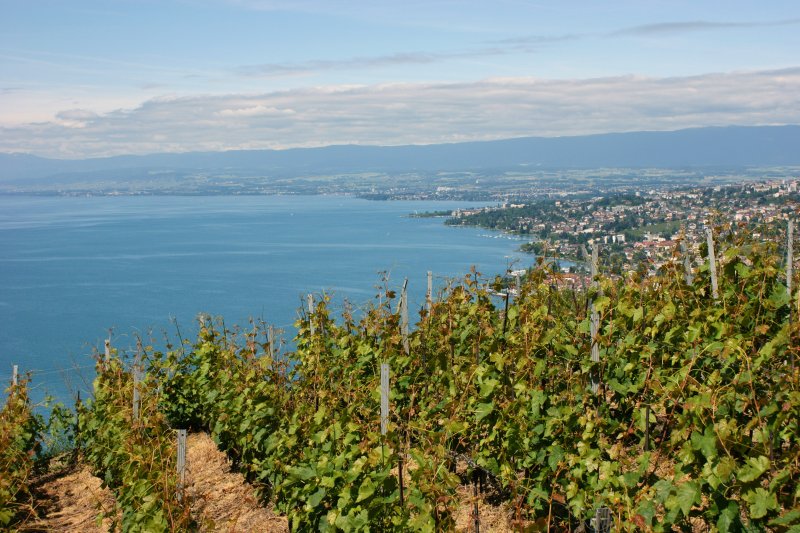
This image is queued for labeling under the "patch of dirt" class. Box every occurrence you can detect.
[453,483,514,532]
[21,462,119,532]
[449,458,514,532]
[187,432,288,532]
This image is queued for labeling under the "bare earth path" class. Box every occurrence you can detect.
[20,434,513,532]
[186,432,289,532]
[21,462,119,532]
[20,432,288,532]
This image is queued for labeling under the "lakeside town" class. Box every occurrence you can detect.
[444,177,800,279]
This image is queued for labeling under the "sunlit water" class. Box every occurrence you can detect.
[0,195,531,403]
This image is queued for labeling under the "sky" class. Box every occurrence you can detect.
[1,0,799,158]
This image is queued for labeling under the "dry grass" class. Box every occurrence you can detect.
[186,432,288,532]
[16,436,573,532]
[452,483,514,532]
[18,432,289,533]
[21,462,119,532]
[449,458,515,532]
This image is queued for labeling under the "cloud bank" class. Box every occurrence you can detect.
[2,68,799,158]
[609,18,800,37]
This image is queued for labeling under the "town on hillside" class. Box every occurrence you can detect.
[446,178,800,278]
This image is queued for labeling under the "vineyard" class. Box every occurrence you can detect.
[2,222,800,531]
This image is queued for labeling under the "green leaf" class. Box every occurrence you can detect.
[357,478,375,502]
[737,456,770,483]
[636,500,655,527]
[475,401,494,421]
[547,445,564,470]
[743,487,778,519]
[594,295,611,313]
[713,456,737,483]
[770,508,800,526]
[479,378,499,398]
[690,426,717,459]
[675,481,700,517]
[717,501,739,533]
[308,487,326,508]
[653,479,673,503]
[289,465,316,481]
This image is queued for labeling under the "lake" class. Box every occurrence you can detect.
[0,195,530,403]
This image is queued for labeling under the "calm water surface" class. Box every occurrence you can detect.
[0,195,529,401]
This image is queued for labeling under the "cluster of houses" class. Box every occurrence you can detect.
[487,178,800,277]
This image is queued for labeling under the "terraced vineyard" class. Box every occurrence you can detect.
[2,222,799,531]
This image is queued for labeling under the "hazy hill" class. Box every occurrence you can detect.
[1,125,798,184]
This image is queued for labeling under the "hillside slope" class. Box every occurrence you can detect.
[1,125,798,184]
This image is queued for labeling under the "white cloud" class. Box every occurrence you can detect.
[216,105,296,117]
[52,108,99,129]
[608,18,800,37]
[2,68,799,158]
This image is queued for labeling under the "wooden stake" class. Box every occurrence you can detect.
[268,325,274,358]
[706,228,719,301]
[580,244,590,292]
[789,219,795,372]
[398,454,405,507]
[787,219,794,297]
[12,364,18,386]
[473,470,481,533]
[176,429,187,501]
[590,244,600,395]
[501,293,510,339]
[681,240,694,286]
[307,294,315,337]
[135,337,143,367]
[380,363,389,435]
[132,368,143,422]
[427,270,433,313]
[74,391,81,457]
[401,279,409,355]
[104,338,111,361]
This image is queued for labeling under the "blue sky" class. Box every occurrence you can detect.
[1,0,798,157]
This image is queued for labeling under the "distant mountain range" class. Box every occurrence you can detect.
[1,125,799,185]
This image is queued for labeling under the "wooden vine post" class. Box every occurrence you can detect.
[132,368,143,422]
[787,219,794,297]
[706,228,719,302]
[473,471,481,533]
[400,279,409,355]
[681,239,694,286]
[268,325,274,359]
[176,429,187,502]
[590,244,600,395]
[426,270,433,313]
[73,390,81,460]
[379,362,403,506]
[308,293,320,411]
[380,363,389,436]
[788,219,795,371]
[501,292,510,340]
[307,294,315,337]
[104,338,111,361]
[132,339,143,422]
[12,364,18,386]
[580,244,590,292]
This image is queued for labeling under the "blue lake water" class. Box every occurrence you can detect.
[0,195,530,403]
